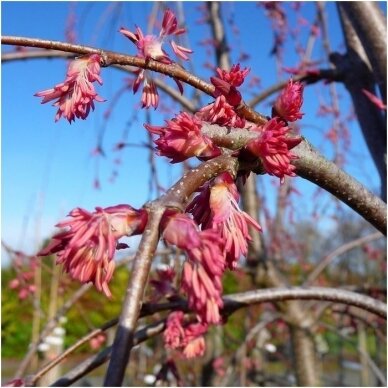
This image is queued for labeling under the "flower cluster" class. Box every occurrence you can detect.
[211,64,250,106]
[197,64,249,128]
[145,112,220,163]
[187,172,262,269]
[35,54,104,123]
[246,118,302,182]
[164,311,208,359]
[162,212,225,324]
[38,205,148,298]
[273,79,304,122]
[120,9,192,108]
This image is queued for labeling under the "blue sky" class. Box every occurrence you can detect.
[1,2,381,262]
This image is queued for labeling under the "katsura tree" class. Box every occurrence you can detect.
[2,2,386,387]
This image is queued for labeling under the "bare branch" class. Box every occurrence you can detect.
[335,5,387,200]
[207,2,231,70]
[304,232,383,285]
[225,287,386,319]
[50,319,166,387]
[340,2,387,103]
[103,206,165,386]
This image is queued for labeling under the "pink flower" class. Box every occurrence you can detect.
[141,78,159,109]
[196,95,246,128]
[163,311,208,358]
[35,54,104,123]
[273,79,304,122]
[181,260,224,324]
[120,9,192,109]
[162,212,225,323]
[213,357,226,377]
[162,212,225,277]
[145,112,220,163]
[38,204,148,297]
[247,118,302,182]
[182,335,206,359]
[210,64,250,106]
[8,278,20,290]
[89,333,107,350]
[164,311,186,349]
[187,172,261,269]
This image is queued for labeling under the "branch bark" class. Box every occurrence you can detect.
[334,5,387,200]
[339,2,387,103]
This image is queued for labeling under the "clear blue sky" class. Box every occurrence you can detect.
[1,2,381,261]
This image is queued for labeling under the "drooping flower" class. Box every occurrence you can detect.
[145,112,220,163]
[164,311,208,359]
[247,118,302,182]
[38,205,148,297]
[187,172,261,269]
[35,54,105,123]
[181,260,224,324]
[273,79,304,122]
[120,9,192,109]
[196,95,246,128]
[162,212,225,323]
[210,64,250,106]
[163,311,186,349]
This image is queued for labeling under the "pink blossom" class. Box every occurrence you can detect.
[182,335,206,359]
[362,89,387,110]
[145,112,220,163]
[196,95,246,128]
[273,79,304,122]
[89,333,107,350]
[162,212,225,323]
[120,9,192,109]
[247,118,302,182]
[35,54,104,123]
[164,311,186,349]
[213,357,226,377]
[8,278,20,289]
[187,172,261,269]
[162,212,225,277]
[163,311,208,358]
[141,78,159,109]
[38,204,148,297]
[210,64,250,106]
[181,260,224,324]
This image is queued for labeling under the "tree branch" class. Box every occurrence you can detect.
[334,5,387,200]
[201,125,387,235]
[104,155,239,386]
[304,232,383,286]
[1,35,267,124]
[339,2,387,103]
[1,49,197,113]
[247,68,342,108]
[50,319,167,387]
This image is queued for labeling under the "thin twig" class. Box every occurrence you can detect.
[304,232,383,285]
